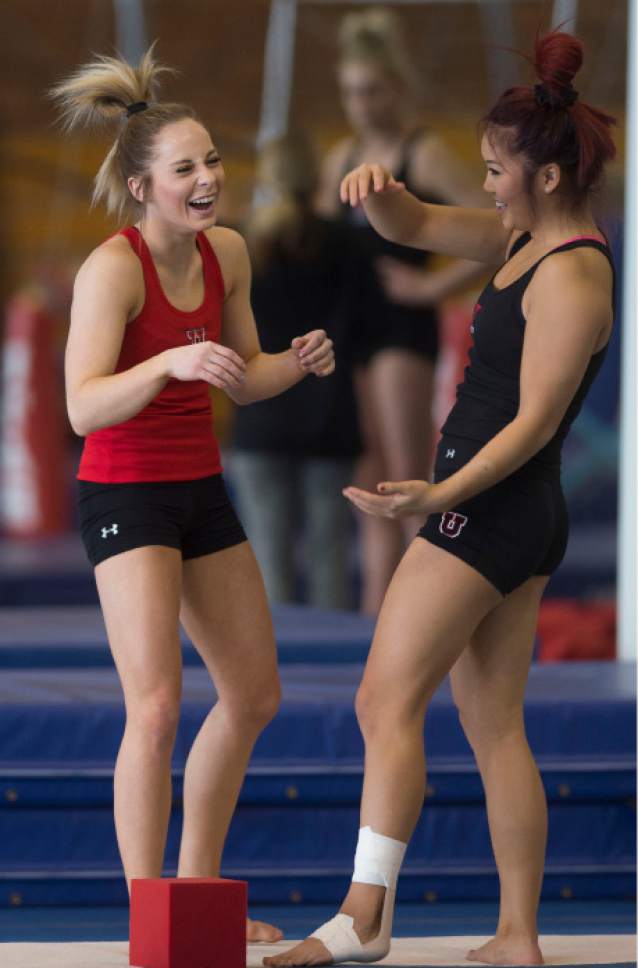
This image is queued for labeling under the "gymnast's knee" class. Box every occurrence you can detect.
[125,690,181,755]
[355,681,424,741]
[220,680,282,734]
[455,699,525,754]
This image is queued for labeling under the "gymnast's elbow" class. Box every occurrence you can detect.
[67,397,106,437]
[68,410,94,437]
[514,410,561,455]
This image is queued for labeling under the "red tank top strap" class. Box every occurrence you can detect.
[118,225,164,305]
[197,231,226,301]
[119,225,151,266]
[118,226,225,313]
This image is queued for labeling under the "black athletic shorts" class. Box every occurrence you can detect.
[419,435,569,596]
[78,473,247,568]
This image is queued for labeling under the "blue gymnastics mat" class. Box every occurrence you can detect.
[0,660,634,906]
[0,604,376,668]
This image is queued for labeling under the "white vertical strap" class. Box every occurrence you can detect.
[257,0,299,149]
[618,0,638,661]
[551,0,579,30]
[477,1,518,104]
[113,0,149,64]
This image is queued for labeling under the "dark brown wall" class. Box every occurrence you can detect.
[0,0,627,299]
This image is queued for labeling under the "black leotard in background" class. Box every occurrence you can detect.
[232,216,376,457]
[339,129,441,364]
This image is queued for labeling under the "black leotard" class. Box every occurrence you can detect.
[419,233,614,595]
[339,129,441,364]
[441,232,613,476]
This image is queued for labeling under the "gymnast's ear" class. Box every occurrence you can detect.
[540,163,561,195]
[128,175,145,204]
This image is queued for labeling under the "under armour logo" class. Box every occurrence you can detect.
[439,511,468,539]
[185,327,207,344]
[101,523,119,539]
[445,448,456,459]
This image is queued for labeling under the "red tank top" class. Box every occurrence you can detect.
[78,226,225,483]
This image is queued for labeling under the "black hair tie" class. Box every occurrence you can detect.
[126,100,149,117]
[534,83,579,109]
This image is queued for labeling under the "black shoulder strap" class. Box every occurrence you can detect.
[543,235,612,262]
[396,128,429,180]
[507,231,532,259]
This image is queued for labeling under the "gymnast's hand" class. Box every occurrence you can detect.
[343,480,438,518]
[163,340,246,389]
[291,329,335,377]
[339,163,405,207]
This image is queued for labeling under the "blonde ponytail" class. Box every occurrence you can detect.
[49,45,197,222]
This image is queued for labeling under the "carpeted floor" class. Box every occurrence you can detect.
[1,934,635,967]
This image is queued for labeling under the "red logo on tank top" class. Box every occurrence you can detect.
[185,327,207,344]
[439,511,469,539]
[470,303,482,336]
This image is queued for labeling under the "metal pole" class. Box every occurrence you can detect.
[113,0,149,63]
[256,0,299,149]
[477,0,519,104]
[618,0,638,660]
[551,0,579,31]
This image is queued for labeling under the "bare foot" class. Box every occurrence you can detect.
[248,917,284,943]
[467,935,544,966]
[261,909,383,965]
[262,884,385,966]
[262,936,333,966]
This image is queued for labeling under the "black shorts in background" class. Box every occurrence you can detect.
[419,436,569,596]
[78,473,247,568]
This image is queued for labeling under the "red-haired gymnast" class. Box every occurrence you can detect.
[266,28,615,968]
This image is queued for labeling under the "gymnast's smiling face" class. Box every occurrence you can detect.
[481,131,536,234]
[481,129,566,234]
[128,118,226,234]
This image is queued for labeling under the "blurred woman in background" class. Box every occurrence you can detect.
[232,132,375,609]
[318,6,486,614]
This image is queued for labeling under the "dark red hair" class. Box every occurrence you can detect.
[481,30,616,204]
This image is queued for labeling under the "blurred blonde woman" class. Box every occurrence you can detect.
[51,48,334,942]
[318,7,486,614]
[233,132,376,609]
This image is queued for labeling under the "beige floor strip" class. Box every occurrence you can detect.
[0,935,635,967]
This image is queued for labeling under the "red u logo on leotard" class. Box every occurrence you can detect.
[440,511,468,539]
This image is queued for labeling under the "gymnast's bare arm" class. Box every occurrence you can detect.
[210,226,335,406]
[65,236,247,437]
[339,162,511,265]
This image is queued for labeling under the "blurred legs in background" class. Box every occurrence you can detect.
[231,452,355,610]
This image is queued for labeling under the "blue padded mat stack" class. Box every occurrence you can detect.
[0,589,635,907]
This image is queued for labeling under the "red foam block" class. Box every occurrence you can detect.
[129,877,247,968]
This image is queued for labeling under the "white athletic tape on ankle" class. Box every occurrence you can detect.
[311,913,363,961]
[352,825,407,889]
